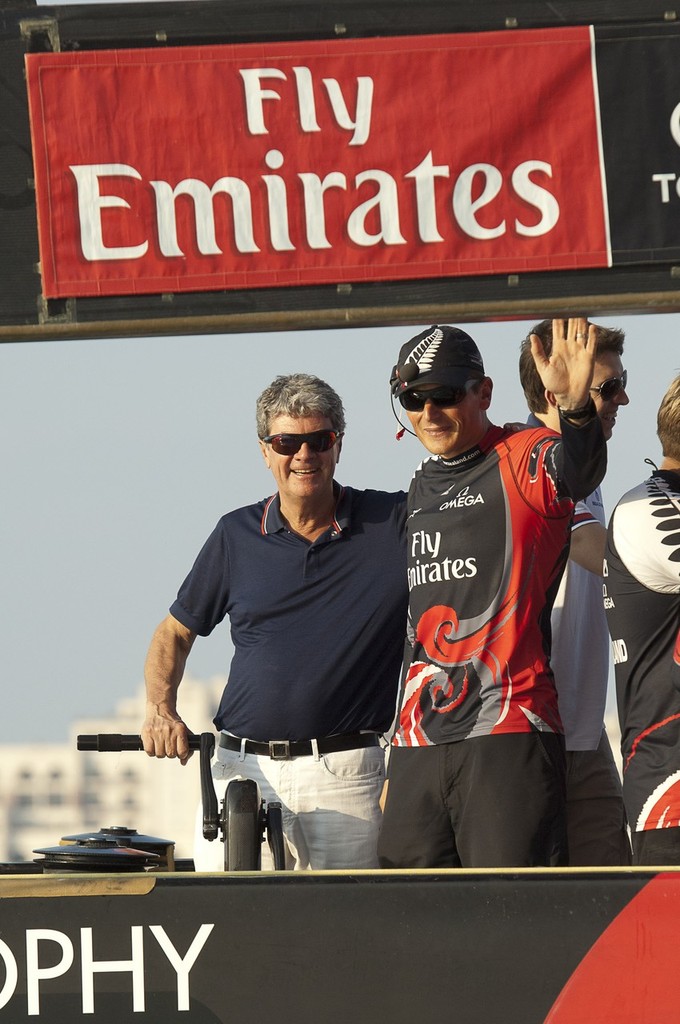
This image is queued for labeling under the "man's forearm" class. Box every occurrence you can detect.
[569,522,607,575]
[557,413,607,503]
[142,615,197,762]
[144,615,195,710]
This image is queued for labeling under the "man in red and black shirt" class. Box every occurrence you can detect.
[378,320,607,868]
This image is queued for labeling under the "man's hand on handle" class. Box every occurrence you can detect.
[141,707,193,765]
[142,613,197,766]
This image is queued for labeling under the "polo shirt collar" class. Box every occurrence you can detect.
[260,481,349,537]
[333,483,350,533]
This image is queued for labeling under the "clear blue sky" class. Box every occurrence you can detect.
[1,313,678,743]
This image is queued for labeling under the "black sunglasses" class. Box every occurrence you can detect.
[589,370,627,401]
[398,381,476,413]
[263,429,342,456]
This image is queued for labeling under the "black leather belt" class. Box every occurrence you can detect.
[219,731,380,760]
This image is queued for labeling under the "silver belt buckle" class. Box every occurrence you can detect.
[269,740,291,760]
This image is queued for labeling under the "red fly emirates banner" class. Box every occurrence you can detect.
[25,28,609,299]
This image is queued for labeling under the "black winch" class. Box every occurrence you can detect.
[60,825,175,870]
[33,837,160,873]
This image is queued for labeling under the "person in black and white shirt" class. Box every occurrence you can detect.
[605,373,680,865]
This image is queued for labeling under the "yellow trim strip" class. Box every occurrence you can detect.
[0,873,157,899]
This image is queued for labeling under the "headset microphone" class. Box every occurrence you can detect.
[390,361,419,395]
[398,362,418,380]
[389,361,419,439]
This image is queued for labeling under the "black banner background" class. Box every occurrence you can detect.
[597,23,680,265]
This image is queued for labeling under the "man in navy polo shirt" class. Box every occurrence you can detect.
[142,373,407,870]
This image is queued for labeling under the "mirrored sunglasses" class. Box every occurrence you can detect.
[263,429,342,456]
[398,381,476,413]
[589,369,627,401]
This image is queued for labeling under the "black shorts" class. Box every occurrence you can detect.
[632,827,680,866]
[378,732,567,869]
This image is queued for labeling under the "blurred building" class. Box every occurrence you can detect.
[0,676,224,865]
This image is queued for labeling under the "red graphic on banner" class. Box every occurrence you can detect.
[25,29,610,299]
[545,873,680,1023]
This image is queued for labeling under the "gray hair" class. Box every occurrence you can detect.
[256,373,346,438]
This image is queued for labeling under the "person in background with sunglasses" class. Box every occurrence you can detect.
[604,373,680,864]
[378,320,607,869]
[142,373,407,870]
[519,319,632,866]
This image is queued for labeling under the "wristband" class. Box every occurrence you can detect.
[558,399,595,421]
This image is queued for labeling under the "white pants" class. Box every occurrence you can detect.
[194,739,385,871]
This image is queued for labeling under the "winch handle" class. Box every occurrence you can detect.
[198,732,218,841]
[76,732,219,840]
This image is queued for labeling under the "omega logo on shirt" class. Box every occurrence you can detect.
[439,485,485,510]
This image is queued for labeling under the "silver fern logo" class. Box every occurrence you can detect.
[405,327,443,373]
[648,477,680,571]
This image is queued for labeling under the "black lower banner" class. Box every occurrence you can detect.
[0,869,678,1023]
